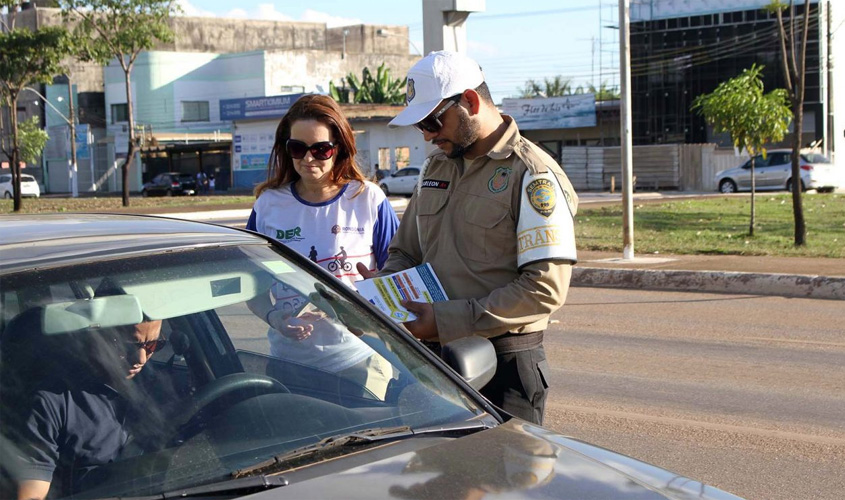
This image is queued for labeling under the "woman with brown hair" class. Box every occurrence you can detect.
[248,94,398,287]
[246,94,398,391]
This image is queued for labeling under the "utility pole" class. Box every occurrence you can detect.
[66,76,78,198]
[619,0,634,259]
[826,0,834,160]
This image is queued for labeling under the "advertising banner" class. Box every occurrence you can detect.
[502,95,596,130]
[220,93,306,121]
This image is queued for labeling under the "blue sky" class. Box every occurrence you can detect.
[178,1,618,103]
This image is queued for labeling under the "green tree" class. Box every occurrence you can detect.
[692,64,792,236]
[330,63,406,105]
[17,116,49,164]
[0,25,72,211]
[518,76,572,98]
[518,77,620,101]
[766,0,811,246]
[59,0,179,207]
[587,82,620,101]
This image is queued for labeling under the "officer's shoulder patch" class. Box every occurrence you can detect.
[526,177,556,217]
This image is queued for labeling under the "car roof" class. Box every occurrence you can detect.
[0,214,265,273]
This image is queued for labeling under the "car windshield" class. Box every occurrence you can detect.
[0,241,485,497]
[800,153,831,164]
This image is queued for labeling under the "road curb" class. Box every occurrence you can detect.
[572,267,845,300]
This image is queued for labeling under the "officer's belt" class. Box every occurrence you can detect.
[489,331,544,354]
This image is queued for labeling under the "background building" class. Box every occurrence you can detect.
[6,5,420,193]
[630,0,841,162]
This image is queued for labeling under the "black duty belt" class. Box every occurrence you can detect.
[420,339,442,356]
[489,331,544,354]
[421,331,544,357]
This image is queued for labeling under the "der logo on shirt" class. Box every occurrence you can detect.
[277,226,304,242]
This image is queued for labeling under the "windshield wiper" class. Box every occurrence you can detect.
[233,420,493,479]
[122,474,288,499]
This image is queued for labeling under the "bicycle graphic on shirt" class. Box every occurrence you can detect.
[327,247,351,272]
[327,257,352,272]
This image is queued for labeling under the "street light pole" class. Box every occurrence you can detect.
[66,76,78,198]
[619,0,635,260]
[376,29,423,56]
[23,85,78,197]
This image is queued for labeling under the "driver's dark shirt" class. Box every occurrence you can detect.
[17,381,129,496]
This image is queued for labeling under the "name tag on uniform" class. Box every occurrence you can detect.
[421,179,450,190]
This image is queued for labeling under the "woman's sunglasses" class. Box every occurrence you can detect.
[286,139,337,160]
[414,95,462,134]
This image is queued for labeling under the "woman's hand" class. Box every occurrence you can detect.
[267,310,323,341]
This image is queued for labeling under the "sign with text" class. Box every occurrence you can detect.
[220,93,307,121]
[502,95,596,130]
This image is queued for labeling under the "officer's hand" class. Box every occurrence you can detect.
[400,300,438,340]
[356,262,376,279]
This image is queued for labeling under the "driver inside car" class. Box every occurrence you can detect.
[15,320,166,500]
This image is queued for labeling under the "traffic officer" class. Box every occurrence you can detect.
[360,50,578,425]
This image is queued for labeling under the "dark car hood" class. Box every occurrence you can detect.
[248,420,741,500]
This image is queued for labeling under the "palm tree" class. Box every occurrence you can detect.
[330,63,406,105]
[587,81,620,101]
[543,75,572,97]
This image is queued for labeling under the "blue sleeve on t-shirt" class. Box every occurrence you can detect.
[246,209,257,232]
[372,199,399,269]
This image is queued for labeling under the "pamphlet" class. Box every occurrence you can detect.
[356,264,449,323]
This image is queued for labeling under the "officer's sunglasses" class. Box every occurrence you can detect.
[414,94,462,134]
[286,139,337,160]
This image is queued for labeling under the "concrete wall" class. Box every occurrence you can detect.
[326,25,409,55]
[264,51,417,96]
[163,18,326,53]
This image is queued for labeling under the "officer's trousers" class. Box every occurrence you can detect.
[480,345,550,425]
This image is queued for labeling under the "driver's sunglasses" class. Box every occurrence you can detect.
[124,339,167,356]
[286,139,337,160]
[414,94,462,134]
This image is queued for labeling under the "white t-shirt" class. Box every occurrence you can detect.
[248,180,397,288]
[247,180,399,373]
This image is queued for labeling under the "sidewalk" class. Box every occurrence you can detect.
[145,202,844,301]
[575,250,844,300]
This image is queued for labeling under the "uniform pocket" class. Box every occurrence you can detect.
[416,192,449,251]
[459,196,514,263]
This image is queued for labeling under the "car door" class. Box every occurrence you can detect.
[146,174,164,195]
[396,168,419,194]
[738,155,770,190]
[761,152,790,189]
[0,174,11,197]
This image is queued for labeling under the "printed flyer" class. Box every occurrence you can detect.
[356,264,448,323]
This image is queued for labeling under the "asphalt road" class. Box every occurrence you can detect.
[542,286,845,500]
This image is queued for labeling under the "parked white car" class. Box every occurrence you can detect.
[0,173,40,198]
[379,167,420,196]
[715,149,840,193]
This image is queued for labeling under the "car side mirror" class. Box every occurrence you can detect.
[441,336,497,391]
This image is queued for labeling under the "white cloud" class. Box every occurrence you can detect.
[223,8,249,19]
[255,3,295,22]
[300,9,361,28]
[174,0,218,18]
[170,3,360,28]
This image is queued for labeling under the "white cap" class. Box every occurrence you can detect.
[388,50,485,128]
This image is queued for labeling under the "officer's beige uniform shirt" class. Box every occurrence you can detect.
[380,116,578,345]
